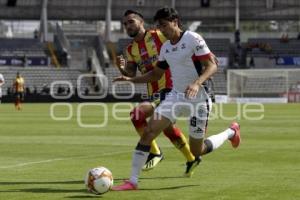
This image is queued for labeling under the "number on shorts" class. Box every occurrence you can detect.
[190,116,197,127]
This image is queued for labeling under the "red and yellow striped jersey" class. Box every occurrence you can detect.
[14,77,24,92]
[125,29,172,96]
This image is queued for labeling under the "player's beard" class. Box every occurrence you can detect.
[128,29,139,38]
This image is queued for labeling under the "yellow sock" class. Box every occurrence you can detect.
[136,127,161,155]
[173,134,195,162]
[149,140,161,155]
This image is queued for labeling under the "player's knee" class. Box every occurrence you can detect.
[130,107,147,128]
[203,139,213,155]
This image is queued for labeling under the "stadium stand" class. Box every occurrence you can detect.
[213,69,227,95]
[116,38,131,55]
[0,67,90,96]
[247,38,300,56]
[0,0,299,21]
[0,38,50,67]
[206,38,230,57]
[0,38,44,51]
[0,38,47,57]
[0,0,299,102]
[105,66,147,95]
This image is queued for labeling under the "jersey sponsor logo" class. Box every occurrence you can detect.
[196,44,207,51]
[172,47,178,52]
[137,55,158,70]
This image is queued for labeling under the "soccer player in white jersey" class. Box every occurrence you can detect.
[112,7,241,191]
[0,73,5,103]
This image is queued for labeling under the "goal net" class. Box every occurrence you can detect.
[227,69,300,102]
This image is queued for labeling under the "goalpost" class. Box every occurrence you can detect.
[227,69,300,103]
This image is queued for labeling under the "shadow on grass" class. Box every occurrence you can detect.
[0,175,187,186]
[66,195,102,199]
[0,188,102,199]
[139,184,200,191]
[112,175,187,183]
[0,188,86,193]
[0,180,82,185]
[0,176,197,197]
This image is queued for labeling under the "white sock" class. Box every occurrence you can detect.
[206,128,235,150]
[129,149,149,185]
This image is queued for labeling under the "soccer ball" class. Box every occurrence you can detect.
[85,166,113,195]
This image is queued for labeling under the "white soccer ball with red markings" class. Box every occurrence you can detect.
[85,167,113,195]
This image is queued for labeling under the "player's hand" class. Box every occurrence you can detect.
[185,83,200,99]
[113,75,132,82]
[116,55,126,70]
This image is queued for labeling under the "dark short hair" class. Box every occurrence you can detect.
[124,9,144,19]
[153,7,179,22]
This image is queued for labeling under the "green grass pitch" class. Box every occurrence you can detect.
[0,103,299,200]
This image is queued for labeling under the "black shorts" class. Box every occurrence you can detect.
[15,92,24,100]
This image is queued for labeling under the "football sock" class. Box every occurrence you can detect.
[206,128,235,151]
[178,142,195,162]
[17,102,21,110]
[131,108,161,155]
[173,134,195,162]
[135,127,161,155]
[129,143,150,185]
[164,127,195,162]
[150,140,161,155]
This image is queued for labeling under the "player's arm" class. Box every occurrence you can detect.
[185,54,217,99]
[115,46,168,83]
[185,33,218,99]
[114,61,166,83]
[132,66,165,83]
[194,54,218,86]
[116,55,137,77]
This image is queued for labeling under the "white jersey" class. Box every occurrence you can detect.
[0,73,4,97]
[158,31,211,98]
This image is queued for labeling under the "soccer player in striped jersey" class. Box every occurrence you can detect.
[13,72,25,110]
[112,7,241,191]
[116,10,195,172]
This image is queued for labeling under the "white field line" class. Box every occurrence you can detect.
[0,158,65,169]
[0,150,131,169]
